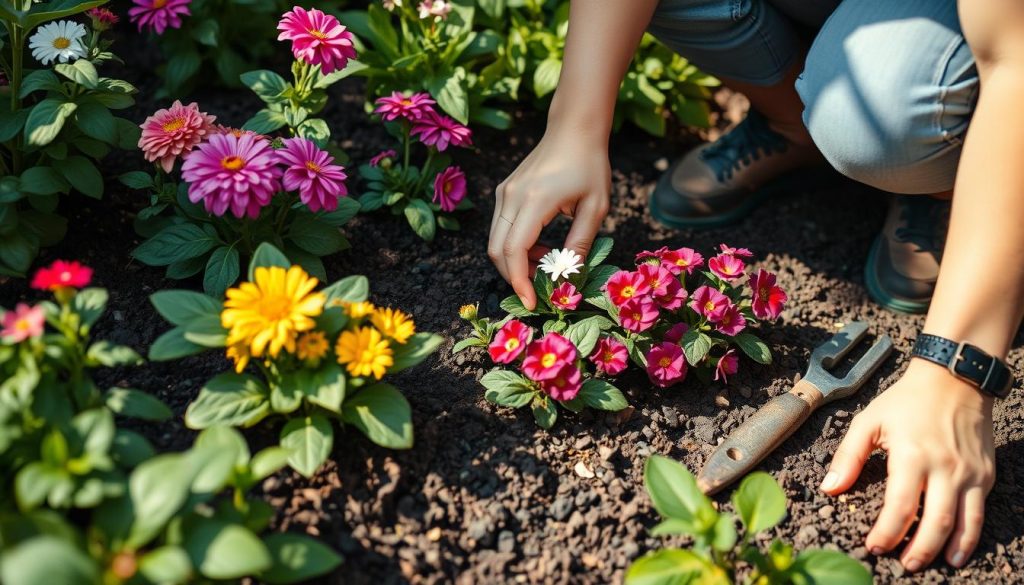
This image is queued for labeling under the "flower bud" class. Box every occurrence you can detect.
[458,304,478,321]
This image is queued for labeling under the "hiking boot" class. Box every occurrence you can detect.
[650,109,827,229]
[865,195,951,314]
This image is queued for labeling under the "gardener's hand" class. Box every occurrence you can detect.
[822,359,995,572]
[488,128,611,311]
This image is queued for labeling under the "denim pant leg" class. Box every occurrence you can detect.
[796,0,978,194]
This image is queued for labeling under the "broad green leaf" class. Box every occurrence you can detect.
[322,275,369,304]
[261,532,343,584]
[499,294,536,318]
[243,109,288,134]
[643,455,717,535]
[533,57,562,98]
[564,316,603,356]
[110,429,156,468]
[73,287,107,327]
[149,327,206,361]
[390,333,443,373]
[139,546,193,585]
[204,246,240,298]
[585,237,614,268]
[0,536,99,585]
[280,415,333,478]
[289,216,347,256]
[682,330,712,366]
[792,550,873,585]
[251,447,293,481]
[480,370,535,408]
[55,59,98,89]
[578,379,628,411]
[341,383,413,449]
[105,388,172,421]
[150,290,222,327]
[734,332,772,365]
[531,396,557,429]
[127,453,195,548]
[732,472,787,535]
[404,199,436,242]
[24,99,77,146]
[240,69,290,103]
[184,520,272,579]
[86,341,143,367]
[19,166,67,195]
[248,242,291,279]
[133,224,219,267]
[624,549,715,585]
[185,373,270,429]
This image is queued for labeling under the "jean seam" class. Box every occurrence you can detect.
[932,33,966,148]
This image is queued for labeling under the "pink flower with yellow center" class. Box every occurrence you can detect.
[374,92,436,121]
[433,166,466,212]
[139,100,216,173]
[277,6,357,74]
[619,297,659,333]
[411,111,473,152]
[646,342,687,388]
[369,149,397,167]
[488,319,533,364]
[750,269,788,320]
[181,133,281,219]
[637,263,674,298]
[719,243,753,258]
[605,270,650,308]
[660,247,704,276]
[716,304,746,336]
[664,322,689,344]
[1,304,45,343]
[550,282,582,311]
[129,0,191,35]
[590,336,628,375]
[521,332,576,382]
[277,137,348,213]
[31,260,93,291]
[708,253,746,281]
[654,277,687,311]
[689,286,729,323]
[715,349,740,383]
[540,363,582,401]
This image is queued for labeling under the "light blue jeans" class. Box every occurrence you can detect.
[649,0,978,194]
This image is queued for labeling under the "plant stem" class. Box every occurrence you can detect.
[9,23,24,175]
[400,123,412,183]
[412,150,436,196]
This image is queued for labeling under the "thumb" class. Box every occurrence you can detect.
[563,195,608,262]
[822,413,878,495]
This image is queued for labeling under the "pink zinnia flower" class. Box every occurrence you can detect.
[522,333,577,382]
[278,137,348,213]
[433,166,466,212]
[369,149,396,167]
[277,6,357,74]
[550,282,582,311]
[618,297,659,333]
[660,247,704,276]
[139,100,216,173]
[716,304,746,336]
[129,0,191,35]
[411,111,472,152]
[540,363,582,401]
[719,244,754,258]
[750,269,788,320]
[605,270,650,307]
[488,319,533,364]
[715,349,740,383]
[690,286,729,323]
[1,304,45,343]
[646,342,687,388]
[590,336,628,376]
[31,260,93,291]
[374,92,436,122]
[709,253,746,281]
[181,133,281,219]
[88,7,119,30]
[664,322,689,344]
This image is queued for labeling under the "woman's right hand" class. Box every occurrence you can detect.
[488,127,611,311]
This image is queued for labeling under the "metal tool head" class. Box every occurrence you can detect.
[803,321,894,402]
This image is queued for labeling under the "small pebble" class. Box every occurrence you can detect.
[818,505,835,519]
[574,461,595,479]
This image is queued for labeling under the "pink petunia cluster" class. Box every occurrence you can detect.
[487,322,583,401]
[277,6,357,74]
[129,0,191,35]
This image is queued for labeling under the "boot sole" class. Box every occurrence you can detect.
[863,235,931,314]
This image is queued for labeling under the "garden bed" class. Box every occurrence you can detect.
[2,39,1024,585]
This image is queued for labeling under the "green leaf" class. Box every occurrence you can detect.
[261,532,344,584]
[24,0,108,28]
[184,520,272,579]
[480,370,535,408]
[19,166,67,195]
[585,237,614,268]
[533,57,563,98]
[710,513,737,552]
[149,327,206,361]
[139,546,193,585]
[792,550,873,585]
[289,216,347,256]
[581,265,619,300]
[204,246,240,298]
[565,316,604,356]
[0,537,99,585]
[120,171,154,190]
[185,373,270,429]
[390,333,443,373]
[578,379,628,411]
[314,59,369,89]
[342,383,413,449]
[624,549,709,585]
[734,332,772,365]
[681,330,712,366]
[643,455,717,536]
[163,49,200,93]
[319,197,361,227]
[151,290,222,327]
[73,287,107,327]
[426,71,469,124]
[74,101,118,144]
[127,453,195,548]
[732,471,787,534]
[322,275,369,304]
[241,69,289,103]
[111,429,156,468]
[251,447,293,481]
[296,118,330,147]
[54,59,99,89]
[248,242,291,279]
[19,69,62,97]
[499,294,537,318]
[86,341,143,367]
[243,109,288,134]
[24,99,77,146]
[133,224,219,267]
[404,199,436,242]
[531,396,558,429]
[280,415,333,478]
[191,17,220,46]
[105,388,172,421]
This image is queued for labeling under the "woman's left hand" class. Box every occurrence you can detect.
[821,359,995,572]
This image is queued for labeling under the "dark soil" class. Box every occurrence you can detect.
[2,37,1023,585]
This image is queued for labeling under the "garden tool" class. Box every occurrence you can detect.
[697,322,893,495]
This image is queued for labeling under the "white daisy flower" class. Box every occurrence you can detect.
[29,20,88,66]
[538,248,584,282]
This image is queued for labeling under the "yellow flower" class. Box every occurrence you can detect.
[221,265,325,360]
[226,340,251,374]
[371,307,415,344]
[296,331,329,362]
[344,301,376,319]
[336,327,393,379]
[458,304,478,320]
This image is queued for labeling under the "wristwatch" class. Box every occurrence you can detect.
[911,334,1013,399]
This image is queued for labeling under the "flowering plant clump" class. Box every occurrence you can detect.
[0,1,140,277]
[358,90,474,241]
[457,238,787,427]
[148,243,443,477]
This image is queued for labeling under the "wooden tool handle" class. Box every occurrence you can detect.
[697,379,824,495]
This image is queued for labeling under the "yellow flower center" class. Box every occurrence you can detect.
[760,287,769,298]
[443,181,452,194]
[621,286,635,297]
[541,353,557,368]
[306,160,322,173]
[603,351,615,362]
[676,259,688,267]
[632,312,643,321]
[221,156,245,171]
[559,296,571,305]
[15,319,31,332]
[154,0,168,7]
[659,357,672,368]
[505,338,519,351]
[162,118,185,133]
[52,37,71,50]
[401,99,413,106]
[309,28,327,39]
[704,301,716,312]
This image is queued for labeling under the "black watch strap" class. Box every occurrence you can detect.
[911,334,1013,399]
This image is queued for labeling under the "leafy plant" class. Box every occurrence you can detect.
[148,243,443,477]
[627,455,872,585]
[0,0,140,276]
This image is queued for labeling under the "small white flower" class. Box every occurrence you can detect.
[418,0,451,20]
[29,20,87,66]
[382,0,402,11]
[538,248,584,282]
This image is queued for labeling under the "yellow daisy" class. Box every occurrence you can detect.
[336,327,393,379]
[221,265,325,360]
[296,331,330,362]
[344,301,376,319]
[226,340,251,374]
[370,307,415,344]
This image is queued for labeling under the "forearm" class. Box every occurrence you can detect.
[548,0,659,139]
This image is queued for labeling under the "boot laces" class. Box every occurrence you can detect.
[893,197,950,254]
[699,110,789,182]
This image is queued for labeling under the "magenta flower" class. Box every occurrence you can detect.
[522,332,577,381]
[550,282,582,311]
[619,297,659,333]
[654,277,687,311]
[750,269,788,320]
[664,322,689,344]
[605,270,650,307]
[719,244,754,258]
[369,149,397,167]
[637,263,675,298]
[716,304,746,336]
[646,342,687,388]
[1,303,45,343]
[433,166,466,212]
[635,246,668,266]
[709,253,746,281]
[488,319,533,364]
[129,0,191,34]
[31,260,92,291]
[411,111,473,152]
[660,247,704,276]
[715,349,740,383]
[139,100,216,173]
[374,92,436,122]
[277,6,357,74]
[540,363,582,401]
[181,133,281,219]
[590,336,628,376]
[690,286,729,323]
[277,138,348,213]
